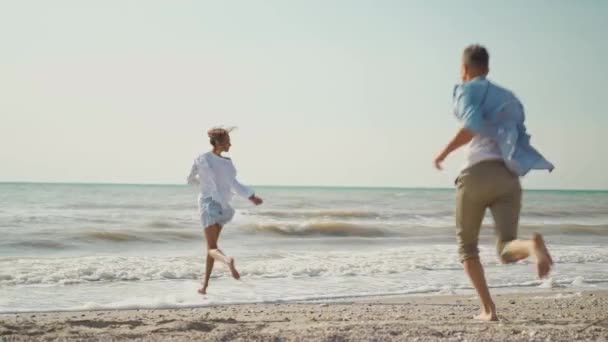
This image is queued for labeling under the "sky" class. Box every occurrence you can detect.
[0,0,606,189]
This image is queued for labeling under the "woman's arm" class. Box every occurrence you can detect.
[186,162,199,185]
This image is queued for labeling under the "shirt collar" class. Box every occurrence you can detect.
[468,75,487,83]
[453,75,488,97]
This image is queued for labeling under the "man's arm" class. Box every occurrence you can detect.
[435,82,486,170]
[434,127,474,170]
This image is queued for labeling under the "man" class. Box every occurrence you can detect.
[434,44,554,321]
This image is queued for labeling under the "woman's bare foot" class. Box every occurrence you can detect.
[532,233,553,278]
[227,257,240,280]
[197,286,207,295]
[474,310,498,322]
[474,303,498,321]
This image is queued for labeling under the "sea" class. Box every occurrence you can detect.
[1,183,607,313]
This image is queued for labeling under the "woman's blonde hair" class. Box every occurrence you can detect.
[207,126,236,146]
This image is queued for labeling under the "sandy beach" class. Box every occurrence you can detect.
[1,289,606,341]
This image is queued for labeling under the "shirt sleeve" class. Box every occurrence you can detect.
[455,84,486,134]
[230,163,254,198]
[186,161,199,185]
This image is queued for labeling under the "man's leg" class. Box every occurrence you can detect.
[498,237,553,278]
[491,179,553,278]
[456,172,497,321]
[463,258,497,321]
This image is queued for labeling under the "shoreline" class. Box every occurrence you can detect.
[1,289,606,341]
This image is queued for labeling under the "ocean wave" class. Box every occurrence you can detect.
[523,209,608,219]
[158,231,201,240]
[248,222,391,237]
[0,256,205,286]
[4,240,72,250]
[144,221,182,229]
[53,203,192,211]
[248,209,383,219]
[3,277,608,314]
[7,215,123,227]
[3,245,607,287]
[3,223,607,255]
[82,231,142,242]
[246,207,608,220]
[0,288,450,313]
[2,229,201,250]
[241,209,608,229]
[519,224,608,236]
[244,209,457,221]
[243,220,608,237]
[78,230,201,243]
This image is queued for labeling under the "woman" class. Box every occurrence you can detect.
[187,127,263,294]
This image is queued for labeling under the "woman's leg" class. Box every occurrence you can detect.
[199,224,221,294]
[198,224,240,294]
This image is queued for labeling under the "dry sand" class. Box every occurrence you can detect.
[1,290,607,341]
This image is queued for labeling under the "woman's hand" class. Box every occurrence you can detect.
[249,195,263,205]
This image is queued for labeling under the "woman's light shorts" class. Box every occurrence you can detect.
[200,197,235,228]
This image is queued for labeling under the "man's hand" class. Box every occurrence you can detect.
[434,152,447,170]
[433,128,474,171]
[249,195,263,206]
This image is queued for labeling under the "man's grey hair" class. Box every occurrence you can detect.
[463,44,489,70]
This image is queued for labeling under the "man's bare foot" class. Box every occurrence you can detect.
[227,257,240,280]
[197,286,207,295]
[532,233,553,278]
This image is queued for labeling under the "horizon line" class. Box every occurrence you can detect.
[0,181,606,192]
